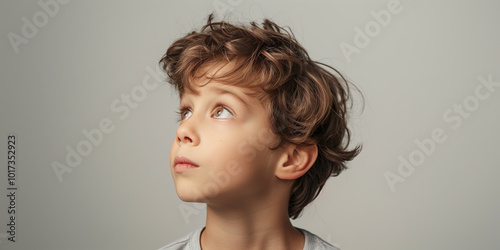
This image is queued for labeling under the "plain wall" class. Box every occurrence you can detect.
[0,0,499,249]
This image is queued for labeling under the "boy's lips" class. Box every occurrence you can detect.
[173,156,199,172]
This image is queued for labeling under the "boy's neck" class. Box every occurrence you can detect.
[200,199,305,250]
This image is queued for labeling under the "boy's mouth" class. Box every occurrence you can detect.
[173,156,199,172]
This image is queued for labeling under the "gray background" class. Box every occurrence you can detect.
[1,0,499,249]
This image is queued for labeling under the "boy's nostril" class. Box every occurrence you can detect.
[178,136,193,144]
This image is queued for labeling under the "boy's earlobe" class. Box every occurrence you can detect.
[275,144,318,180]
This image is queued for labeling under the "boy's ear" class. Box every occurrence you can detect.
[275,144,318,180]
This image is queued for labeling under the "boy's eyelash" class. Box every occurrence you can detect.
[175,103,234,122]
[175,106,191,122]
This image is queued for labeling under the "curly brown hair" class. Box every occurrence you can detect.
[159,14,363,219]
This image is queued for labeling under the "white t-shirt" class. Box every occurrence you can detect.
[158,227,340,250]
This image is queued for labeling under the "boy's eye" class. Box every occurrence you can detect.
[177,106,233,121]
[177,108,192,122]
[182,110,193,120]
[213,106,233,119]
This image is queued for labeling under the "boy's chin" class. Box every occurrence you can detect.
[175,185,225,203]
[175,187,201,202]
[176,195,200,203]
[175,185,217,203]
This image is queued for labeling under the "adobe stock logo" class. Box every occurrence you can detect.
[340,0,407,63]
[7,0,70,54]
[384,74,499,192]
[50,64,166,182]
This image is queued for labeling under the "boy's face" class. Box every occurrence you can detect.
[170,73,284,205]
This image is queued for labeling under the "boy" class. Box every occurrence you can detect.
[158,14,362,250]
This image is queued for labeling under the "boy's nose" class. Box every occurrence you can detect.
[175,119,199,146]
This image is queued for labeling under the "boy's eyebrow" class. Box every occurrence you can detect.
[213,88,251,108]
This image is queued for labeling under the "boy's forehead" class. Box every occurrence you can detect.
[180,81,254,103]
[178,59,268,107]
[181,62,258,96]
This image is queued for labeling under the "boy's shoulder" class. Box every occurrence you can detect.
[157,227,203,250]
[297,227,341,250]
[157,227,340,250]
